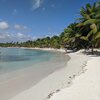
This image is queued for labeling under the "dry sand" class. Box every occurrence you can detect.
[49,55,100,100]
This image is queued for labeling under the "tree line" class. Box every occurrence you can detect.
[0,1,100,54]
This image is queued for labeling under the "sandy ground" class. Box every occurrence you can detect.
[49,55,100,100]
[10,49,88,100]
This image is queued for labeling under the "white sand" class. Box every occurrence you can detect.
[49,55,100,100]
[10,51,88,100]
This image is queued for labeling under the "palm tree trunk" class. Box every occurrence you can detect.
[91,44,94,55]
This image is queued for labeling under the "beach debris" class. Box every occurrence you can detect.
[46,89,60,99]
[47,92,55,99]
[56,89,60,92]
[69,76,72,78]
[68,81,71,84]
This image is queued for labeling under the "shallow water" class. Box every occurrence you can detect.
[0,48,55,74]
[0,48,70,100]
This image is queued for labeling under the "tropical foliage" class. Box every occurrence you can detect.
[0,2,100,54]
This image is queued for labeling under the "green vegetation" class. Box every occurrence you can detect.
[0,2,100,54]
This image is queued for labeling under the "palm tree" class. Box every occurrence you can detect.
[50,36,60,49]
[61,23,84,50]
[77,2,100,54]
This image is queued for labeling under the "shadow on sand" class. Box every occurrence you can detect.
[66,48,100,57]
[81,50,100,57]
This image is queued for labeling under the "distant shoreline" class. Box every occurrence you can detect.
[0,46,66,53]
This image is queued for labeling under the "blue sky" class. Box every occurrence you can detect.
[0,0,98,42]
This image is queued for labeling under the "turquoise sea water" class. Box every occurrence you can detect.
[0,48,69,75]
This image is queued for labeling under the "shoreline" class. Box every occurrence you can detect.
[0,47,69,100]
[10,48,89,100]
[1,47,66,53]
[20,47,66,53]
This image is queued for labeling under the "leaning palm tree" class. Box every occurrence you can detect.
[77,2,100,54]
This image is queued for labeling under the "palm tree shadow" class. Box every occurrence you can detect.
[82,50,100,57]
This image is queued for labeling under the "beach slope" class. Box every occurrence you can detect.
[10,52,88,100]
[49,56,100,100]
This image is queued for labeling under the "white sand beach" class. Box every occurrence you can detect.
[49,54,100,100]
[10,49,89,100]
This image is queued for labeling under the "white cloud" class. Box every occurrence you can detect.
[0,21,9,30]
[32,0,43,10]
[0,32,11,39]
[14,24,27,30]
[15,25,22,30]
[16,32,33,42]
[17,32,23,36]
[16,32,32,39]
[0,35,6,39]
[0,31,34,42]
[17,33,25,38]
[14,24,32,33]
[0,21,33,42]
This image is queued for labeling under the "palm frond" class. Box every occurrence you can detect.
[84,19,96,25]
[76,23,84,27]
[95,31,100,39]
[80,36,88,41]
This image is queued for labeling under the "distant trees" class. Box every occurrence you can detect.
[0,1,100,54]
